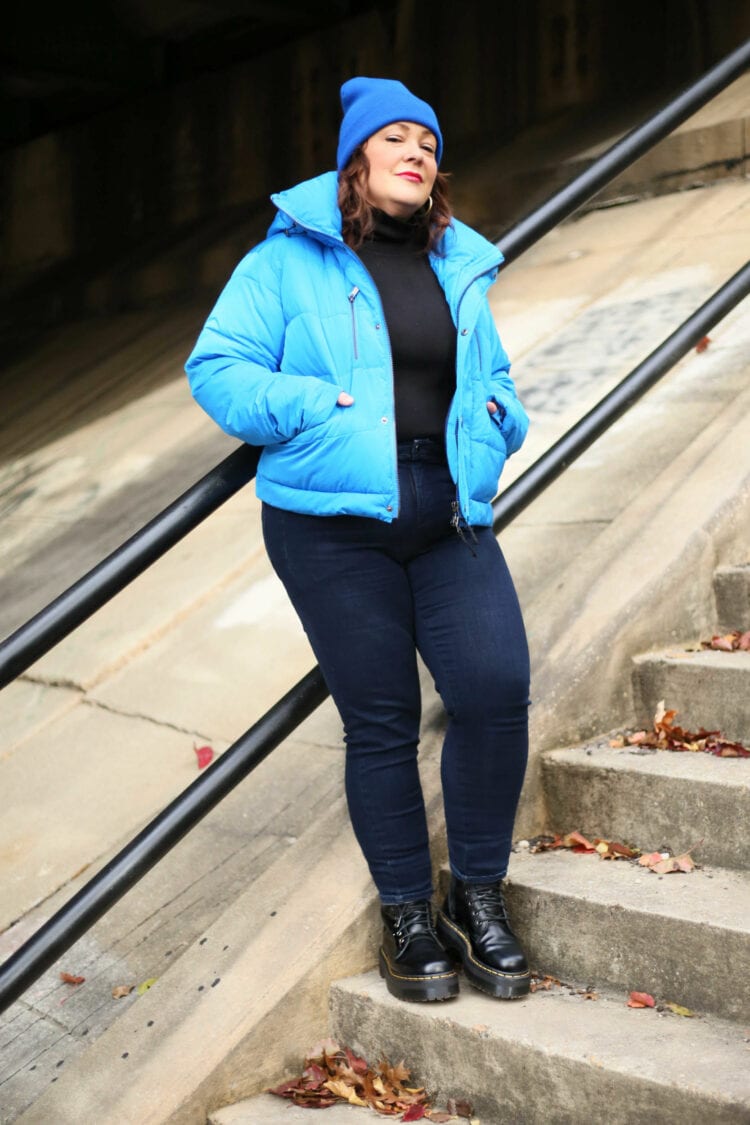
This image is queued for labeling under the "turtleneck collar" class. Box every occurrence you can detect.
[368,207,425,245]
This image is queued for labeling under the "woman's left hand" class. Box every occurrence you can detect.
[486,401,498,414]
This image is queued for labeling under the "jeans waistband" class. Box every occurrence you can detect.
[396,436,447,464]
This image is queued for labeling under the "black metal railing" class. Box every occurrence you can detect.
[1,38,749,1013]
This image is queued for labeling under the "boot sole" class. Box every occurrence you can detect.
[436,910,531,1000]
[378,948,459,1003]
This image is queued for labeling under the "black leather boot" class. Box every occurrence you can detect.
[437,877,530,999]
[379,900,459,1002]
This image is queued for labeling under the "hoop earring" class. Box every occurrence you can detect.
[421,195,434,217]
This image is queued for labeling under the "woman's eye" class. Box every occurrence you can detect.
[421,145,435,154]
[386,136,403,143]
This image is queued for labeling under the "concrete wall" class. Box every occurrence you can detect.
[2,0,748,306]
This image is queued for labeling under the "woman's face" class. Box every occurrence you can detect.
[362,121,438,219]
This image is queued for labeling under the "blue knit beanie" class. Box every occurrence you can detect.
[336,76,443,171]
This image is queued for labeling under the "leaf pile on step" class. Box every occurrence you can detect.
[525,830,639,859]
[523,831,700,874]
[530,971,598,1000]
[701,630,750,652]
[268,1039,474,1119]
[610,701,750,758]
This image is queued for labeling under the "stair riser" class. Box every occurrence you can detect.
[505,882,748,1021]
[714,565,750,634]
[633,656,750,742]
[329,984,746,1125]
[541,757,749,869]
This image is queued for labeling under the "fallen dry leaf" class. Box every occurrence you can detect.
[627,991,655,1009]
[528,832,638,860]
[194,744,214,770]
[402,1107,426,1122]
[530,973,562,992]
[325,1078,368,1106]
[638,844,699,874]
[665,1001,696,1017]
[60,972,85,985]
[701,631,750,652]
[112,984,135,999]
[695,335,711,352]
[136,977,157,995]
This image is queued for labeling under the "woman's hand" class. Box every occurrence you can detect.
[338,392,355,406]
[486,400,498,414]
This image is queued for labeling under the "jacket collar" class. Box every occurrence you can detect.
[268,172,343,242]
[268,171,503,276]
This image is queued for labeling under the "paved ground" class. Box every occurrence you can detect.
[0,81,748,1121]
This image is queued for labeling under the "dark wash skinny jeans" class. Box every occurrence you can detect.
[261,438,530,905]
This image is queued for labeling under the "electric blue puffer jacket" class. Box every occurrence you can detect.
[185,171,528,526]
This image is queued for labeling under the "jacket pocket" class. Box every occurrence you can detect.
[468,407,508,502]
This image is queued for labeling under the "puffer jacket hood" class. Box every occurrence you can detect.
[186,171,528,526]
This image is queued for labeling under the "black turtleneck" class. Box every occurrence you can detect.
[355,209,457,442]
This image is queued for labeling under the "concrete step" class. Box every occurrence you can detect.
[210,1097,367,1123]
[504,850,749,1022]
[329,970,750,1125]
[632,648,750,742]
[714,563,750,633]
[541,738,750,869]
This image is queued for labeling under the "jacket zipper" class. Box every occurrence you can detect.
[348,286,360,360]
[342,253,399,520]
[450,266,499,524]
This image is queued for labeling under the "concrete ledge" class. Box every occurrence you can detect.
[505,849,750,1021]
[564,73,750,206]
[330,971,750,1125]
[632,649,750,741]
[542,741,750,868]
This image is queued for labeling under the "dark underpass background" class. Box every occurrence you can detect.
[2,0,749,352]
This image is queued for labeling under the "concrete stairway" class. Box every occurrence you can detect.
[221,565,750,1123]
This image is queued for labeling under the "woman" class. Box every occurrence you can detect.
[186,77,531,1004]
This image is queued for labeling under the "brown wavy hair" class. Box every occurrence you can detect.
[338,146,452,255]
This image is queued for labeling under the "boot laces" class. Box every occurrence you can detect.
[391,901,436,948]
[467,884,509,927]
